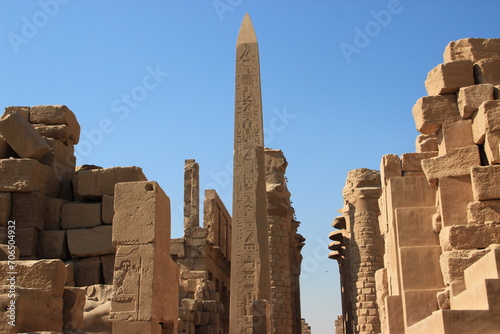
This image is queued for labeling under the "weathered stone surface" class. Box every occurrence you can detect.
[44,197,66,230]
[444,38,500,62]
[0,192,12,227]
[65,262,74,287]
[38,230,69,259]
[0,286,63,333]
[471,100,500,144]
[81,284,112,333]
[33,124,75,144]
[438,175,474,227]
[412,94,460,134]
[436,119,474,155]
[474,58,500,85]
[484,130,500,164]
[73,166,147,200]
[73,256,102,286]
[400,246,444,289]
[416,134,438,153]
[63,287,85,330]
[439,249,489,284]
[113,181,170,251]
[440,225,500,251]
[0,259,67,297]
[112,320,163,334]
[421,145,480,184]
[100,254,115,284]
[0,112,50,160]
[467,200,500,225]
[101,195,114,224]
[40,137,75,200]
[0,244,18,260]
[387,176,436,208]
[425,60,474,95]
[457,84,494,119]
[30,105,80,144]
[0,159,59,197]
[401,152,437,172]
[67,225,114,257]
[17,227,39,258]
[61,202,101,229]
[4,106,30,119]
[0,136,14,158]
[184,159,200,232]
[11,192,47,230]
[395,207,439,247]
[471,165,500,200]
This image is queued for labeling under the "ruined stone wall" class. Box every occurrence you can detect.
[330,38,500,334]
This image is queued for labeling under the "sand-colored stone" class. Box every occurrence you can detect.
[457,84,494,119]
[113,181,170,251]
[439,249,489,284]
[484,130,500,164]
[11,192,47,230]
[401,152,437,172]
[438,175,474,227]
[33,123,75,145]
[44,197,66,230]
[0,136,14,158]
[0,158,59,197]
[0,192,12,227]
[0,244,19,260]
[436,119,474,155]
[30,105,80,144]
[440,225,500,251]
[38,230,69,259]
[0,259,67,297]
[73,256,102,287]
[81,284,113,333]
[184,159,200,232]
[471,100,500,144]
[67,225,114,258]
[471,165,500,200]
[444,38,500,62]
[101,194,114,224]
[395,207,438,247]
[0,112,50,160]
[415,134,438,153]
[412,94,460,134]
[61,202,101,229]
[425,60,474,95]
[421,145,480,184]
[16,227,39,258]
[467,200,500,225]
[399,246,444,290]
[101,254,115,284]
[4,106,30,119]
[63,287,85,330]
[73,166,147,200]
[474,58,500,85]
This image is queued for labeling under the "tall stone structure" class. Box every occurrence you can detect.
[230,13,272,333]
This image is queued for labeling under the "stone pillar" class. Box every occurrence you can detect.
[110,181,178,334]
[184,159,199,234]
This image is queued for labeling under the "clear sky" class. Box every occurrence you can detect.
[1,0,499,332]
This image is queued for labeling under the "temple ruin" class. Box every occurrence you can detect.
[330,38,500,333]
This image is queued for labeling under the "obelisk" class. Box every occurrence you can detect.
[230,13,271,333]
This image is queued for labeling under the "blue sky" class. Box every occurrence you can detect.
[1,0,499,332]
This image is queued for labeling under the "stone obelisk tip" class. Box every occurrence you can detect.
[237,13,257,44]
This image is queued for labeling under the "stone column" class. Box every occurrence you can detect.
[184,159,199,234]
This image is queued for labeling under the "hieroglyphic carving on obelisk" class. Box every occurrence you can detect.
[230,13,271,333]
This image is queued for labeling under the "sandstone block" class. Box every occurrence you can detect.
[471,165,500,200]
[11,192,47,230]
[17,227,39,258]
[438,175,474,227]
[63,287,86,330]
[100,254,115,284]
[0,158,59,197]
[444,38,500,62]
[44,197,66,230]
[416,134,438,153]
[113,181,170,251]
[0,112,50,160]
[425,60,474,95]
[439,249,489,284]
[4,106,30,119]
[73,256,102,286]
[73,166,147,200]
[38,230,69,259]
[0,244,18,260]
[0,259,67,297]
[61,202,101,229]
[400,246,444,290]
[495,85,500,99]
[467,200,500,225]
[40,137,75,197]
[0,192,11,227]
[484,130,500,164]
[457,84,494,119]
[395,207,439,247]
[30,105,80,144]
[33,124,75,144]
[471,100,500,144]
[436,119,474,155]
[401,152,437,172]
[0,287,63,333]
[112,320,163,334]
[66,225,113,258]
[81,284,112,332]
[440,225,500,251]
[412,94,460,134]
[386,176,436,208]
[421,145,480,184]
[101,194,114,224]
[0,136,14,158]
[474,58,500,85]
